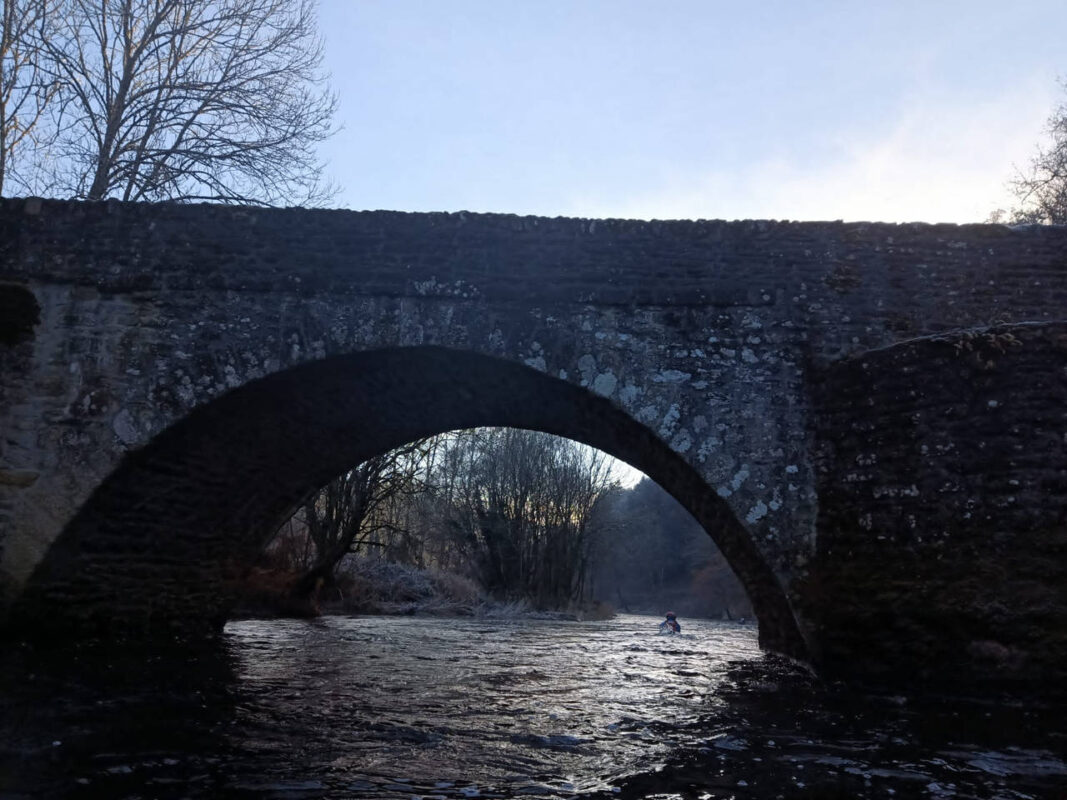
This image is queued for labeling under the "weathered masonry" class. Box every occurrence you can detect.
[1,198,1065,688]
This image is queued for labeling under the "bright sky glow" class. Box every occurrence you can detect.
[609,460,646,490]
[317,0,1065,224]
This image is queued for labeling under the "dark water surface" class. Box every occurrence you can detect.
[1,614,1065,798]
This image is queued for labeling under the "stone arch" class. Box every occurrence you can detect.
[11,346,806,658]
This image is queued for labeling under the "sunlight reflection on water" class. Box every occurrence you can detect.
[226,613,760,795]
[3,613,1065,798]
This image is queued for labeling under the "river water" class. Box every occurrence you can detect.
[1,614,1065,798]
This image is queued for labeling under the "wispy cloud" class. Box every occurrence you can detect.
[567,81,1058,224]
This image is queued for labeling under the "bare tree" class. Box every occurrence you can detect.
[261,429,621,614]
[0,0,57,195]
[997,83,1067,225]
[37,0,335,204]
[438,429,617,608]
[291,438,438,606]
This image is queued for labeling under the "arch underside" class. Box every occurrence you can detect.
[9,346,806,658]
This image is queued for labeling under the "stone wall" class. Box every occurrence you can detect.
[805,322,1067,686]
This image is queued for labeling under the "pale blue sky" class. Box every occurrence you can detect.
[317,1,1065,223]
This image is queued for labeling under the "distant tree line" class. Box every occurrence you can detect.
[589,477,752,619]
[259,427,750,620]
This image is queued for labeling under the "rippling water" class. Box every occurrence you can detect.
[2,614,1065,798]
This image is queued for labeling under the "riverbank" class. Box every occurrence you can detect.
[230,556,616,622]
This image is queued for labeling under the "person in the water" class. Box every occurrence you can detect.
[658,612,681,634]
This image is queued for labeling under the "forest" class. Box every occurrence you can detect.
[235,428,752,622]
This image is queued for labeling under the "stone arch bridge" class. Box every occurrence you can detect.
[1,199,1065,688]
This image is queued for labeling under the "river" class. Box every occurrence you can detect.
[1,614,1065,798]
